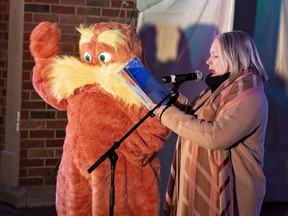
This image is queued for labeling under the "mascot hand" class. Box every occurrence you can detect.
[30,22,60,59]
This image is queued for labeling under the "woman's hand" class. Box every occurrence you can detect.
[150,103,167,118]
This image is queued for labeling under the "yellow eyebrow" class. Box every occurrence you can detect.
[98,29,127,50]
[77,24,94,45]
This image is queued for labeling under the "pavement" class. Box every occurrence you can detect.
[0,201,287,215]
[0,202,56,216]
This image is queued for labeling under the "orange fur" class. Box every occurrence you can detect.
[29,22,170,215]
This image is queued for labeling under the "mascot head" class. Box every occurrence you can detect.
[78,22,144,66]
[49,22,147,107]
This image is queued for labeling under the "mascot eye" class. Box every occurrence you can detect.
[98,52,111,63]
[84,52,92,62]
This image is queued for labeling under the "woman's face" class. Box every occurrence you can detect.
[206,39,228,76]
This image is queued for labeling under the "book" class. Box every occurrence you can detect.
[117,56,170,110]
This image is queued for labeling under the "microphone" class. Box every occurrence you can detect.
[162,70,203,84]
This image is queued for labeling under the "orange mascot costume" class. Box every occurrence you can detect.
[29,22,170,216]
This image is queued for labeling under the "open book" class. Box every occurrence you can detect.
[117,56,170,110]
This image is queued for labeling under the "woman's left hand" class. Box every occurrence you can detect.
[150,103,167,118]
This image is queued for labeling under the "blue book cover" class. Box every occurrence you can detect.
[117,56,170,110]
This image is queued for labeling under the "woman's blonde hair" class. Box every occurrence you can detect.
[216,31,268,81]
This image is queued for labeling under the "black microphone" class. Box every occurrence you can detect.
[162,70,203,84]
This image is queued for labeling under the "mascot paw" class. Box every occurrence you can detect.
[29,22,61,59]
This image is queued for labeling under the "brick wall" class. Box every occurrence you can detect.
[20,0,139,186]
[0,0,9,154]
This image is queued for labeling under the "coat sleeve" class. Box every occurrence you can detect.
[160,93,268,150]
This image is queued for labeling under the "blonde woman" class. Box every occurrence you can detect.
[153,31,268,216]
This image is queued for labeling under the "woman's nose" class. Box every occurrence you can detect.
[206,57,211,65]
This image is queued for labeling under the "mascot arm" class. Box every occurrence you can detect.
[30,22,60,59]
[117,106,170,165]
[32,61,68,110]
[138,108,171,149]
[124,107,171,164]
[30,22,68,110]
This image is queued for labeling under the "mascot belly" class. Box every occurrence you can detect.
[29,22,170,216]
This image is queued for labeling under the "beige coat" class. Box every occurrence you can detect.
[160,77,268,215]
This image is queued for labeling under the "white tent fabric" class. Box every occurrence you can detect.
[136,0,163,11]
[137,0,235,30]
[136,0,235,100]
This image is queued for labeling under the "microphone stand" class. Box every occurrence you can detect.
[87,84,180,216]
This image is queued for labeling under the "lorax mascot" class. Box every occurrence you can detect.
[29,22,170,216]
